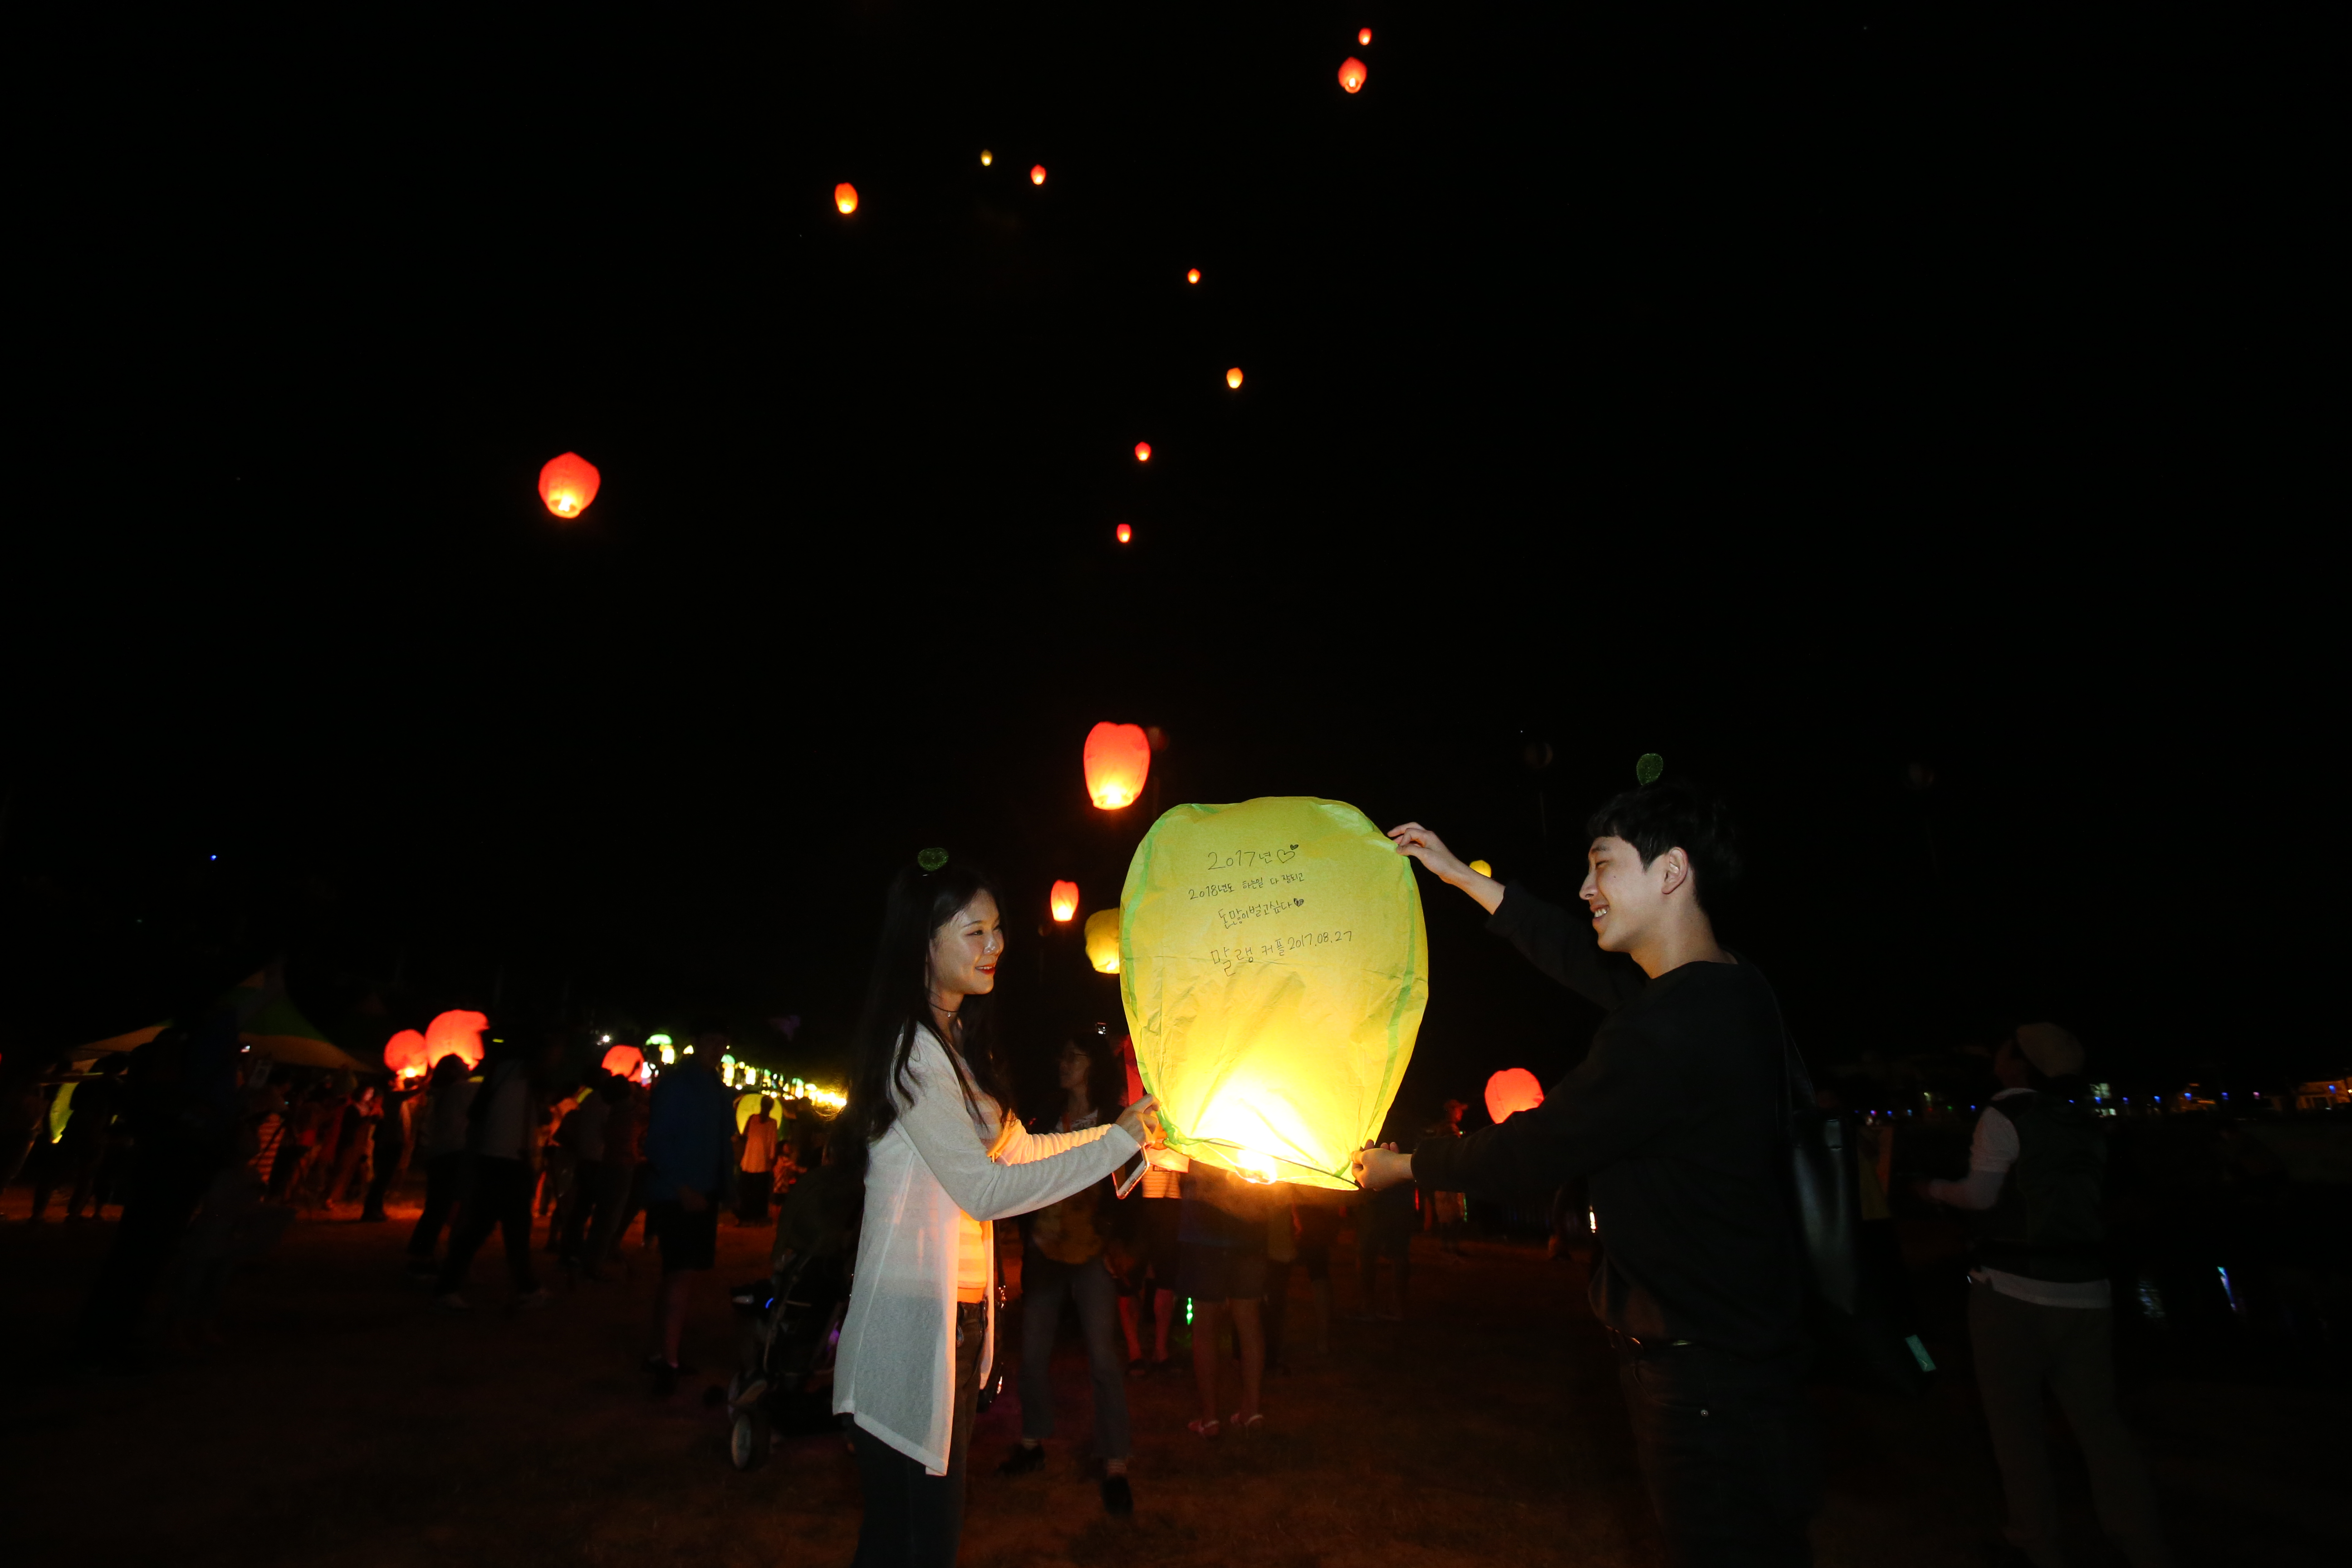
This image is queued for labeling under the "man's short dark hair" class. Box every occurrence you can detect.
[1583,780,1741,918]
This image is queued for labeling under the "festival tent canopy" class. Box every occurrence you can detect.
[74,980,373,1074]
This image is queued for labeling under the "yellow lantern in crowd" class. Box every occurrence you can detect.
[1083,721,1152,808]
[1120,795,1427,1190]
[1050,880,1080,922]
[1085,908,1123,974]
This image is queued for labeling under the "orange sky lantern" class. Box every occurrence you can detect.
[1134,441,1151,462]
[1050,881,1080,922]
[1485,1068,1545,1123]
[1187,268,1200,284]
[834,182,858,215]
[1338,57,1367,93]
[1226,367,1244,389]
[1030,164,1047,186]
[601,1043,647,1082]
[980,149,993,166]
[538,453,601,520]
[383,1029,431,1079]
[1359,28,1373,46]
[424,1009,489,1070]
[1116,523,1132,544]
[1083,722,1152,809]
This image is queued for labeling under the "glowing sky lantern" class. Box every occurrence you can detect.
[538,452,601,520]
[980,149,993,166]
[1338,57,1367,93]
[833,182,858,215]
[1030,164,1047,186]
[1186,268,1200,284]
[1083,721,1152,809]
[1485,1068,1545,1123]
[1120,796,1427,1189]
[1116,523,1132,544]
[1050,880,1080,922]
[423,1010,488,1070]
[383,1029,431,1079]
[1134,441,1152,462]
[1359,28,1372,46]
[601,1043,647,1082]
[1226,367,1244,390]
[1084,908,1123,974]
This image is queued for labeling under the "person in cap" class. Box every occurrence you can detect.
[1917,1024,2171,1568]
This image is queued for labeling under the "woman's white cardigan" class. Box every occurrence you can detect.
[832,1026,1137,1474]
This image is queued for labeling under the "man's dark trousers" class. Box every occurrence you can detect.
[1617,1340,1818,1567]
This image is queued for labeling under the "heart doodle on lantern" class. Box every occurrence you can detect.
[1294,897,1305,906]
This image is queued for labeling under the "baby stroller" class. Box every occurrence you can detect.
[725,1246,851,1469]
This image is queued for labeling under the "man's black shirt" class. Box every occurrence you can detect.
[1411,883,1805,1359]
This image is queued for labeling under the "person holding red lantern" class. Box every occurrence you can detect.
[1364,783,1816,1567]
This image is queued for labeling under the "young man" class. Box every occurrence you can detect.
[1358,784,1814,1567]
[1917,1025,2170,1568]
[642,1040,735,1394]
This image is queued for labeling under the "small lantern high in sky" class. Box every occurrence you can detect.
[1226,367,1244,389]
[1187,267,1200,284]
[1359,28,1373,46]
[1084,908,1123,974]
[1116,523,1132,544]
[834,182,858,214]
[1485,1068,1545,1123]
[1083,721,1152,808]
[980,149,992,166]
[1338,57,1367,93]
[1134,441,1151,462]
[538,453,601,520]
[1050,880,1080,922]
[1030,164,1047,185]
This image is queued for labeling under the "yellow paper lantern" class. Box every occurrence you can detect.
[1119,795,1428,1190]
[980,149,993,166]
[1468,859,1492,877]
[1050,880,1080,922]
[1085,908,1123,973]
[1226,366,1244,389]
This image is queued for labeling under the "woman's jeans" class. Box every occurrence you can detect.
[1018,1247,1131,1460]
[853,1299,983,1568]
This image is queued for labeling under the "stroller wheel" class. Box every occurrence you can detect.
[730,1410,769,1471]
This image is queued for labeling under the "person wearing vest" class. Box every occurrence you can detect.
[1921,1024,2170,1568]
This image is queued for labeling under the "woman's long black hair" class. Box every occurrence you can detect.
[833,852,1011,1175]
[1063,1023,1129,1129]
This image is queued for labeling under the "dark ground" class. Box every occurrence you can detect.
[0,1184,2340,1567]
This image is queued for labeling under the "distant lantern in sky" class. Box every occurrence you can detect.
[1359,28,1372,46]
[980,149,993,166]
[1186,267,1200,284]
[1083,721,1152,809]
[1116,522,1132,544]
[834,182,858,215]
[1338,57,1367,93]
[424,1010,489,1070]
[1485,1068,1546,1124]
[1226,366,1244,389]
[538,452,601,520]
[1084,908,1123,974]
[1050,880,1080,922]
[1030,164,1047,185]
[1134,441,1152,462]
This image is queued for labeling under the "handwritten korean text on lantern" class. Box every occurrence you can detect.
[1226,367,1244,390]
[1050,881,1080,922]
[1485,1068,1545,1124]
[1030,164,1047,186]
[1338,58,1367,93]
[538,453,601,520]
[834,182,858,215]
[1083,722,1152,809]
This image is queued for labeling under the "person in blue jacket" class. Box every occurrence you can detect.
[643,1038,735,1394]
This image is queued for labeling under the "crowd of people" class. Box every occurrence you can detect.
[1,779,2217,1568]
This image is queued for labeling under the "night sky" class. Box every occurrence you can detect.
[10,9,2331,1108]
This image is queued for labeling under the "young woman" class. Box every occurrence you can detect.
[1000,1027,1139,1513]
[831,853,1156,1567]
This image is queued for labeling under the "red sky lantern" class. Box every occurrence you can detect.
[1485,1068,1545,1124]
[1050,881,1080,922]
[383,1029,431,1079]
[1338,57,1367,93]
[538,453,601,520]
[601,1043,647,1082]
[1226,367,1244,389]
[1186,268,1200,284]
[1359,28,1373,46]
[834,182,858,215]
[424,1009,489,1070]
[1116,523,1132,544]
[1134,441,1151,462]
[1030,164,1047,186]
[1084,722,1152,809]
